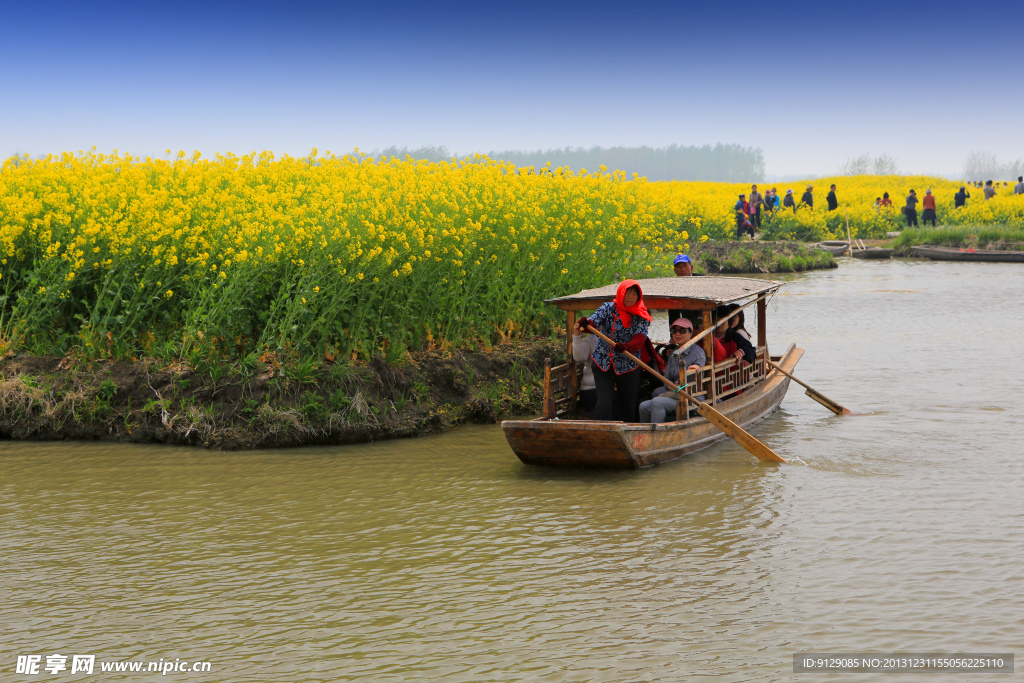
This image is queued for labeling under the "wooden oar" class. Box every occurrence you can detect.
[766,360,851,415]
[845,208,854,255]
[582,325,786,463]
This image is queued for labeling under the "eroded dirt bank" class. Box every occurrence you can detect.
[0,341,564,449]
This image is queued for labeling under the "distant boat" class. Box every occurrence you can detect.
[851,247,893,259]
[910,245,1024,263]
[816,240,893,258]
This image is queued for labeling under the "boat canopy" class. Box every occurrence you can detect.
[545,276,784,311]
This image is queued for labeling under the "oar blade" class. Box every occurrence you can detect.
[694,402,786,463]
[804,389,849,415]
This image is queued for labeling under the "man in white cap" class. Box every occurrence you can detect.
[783,189,796,212]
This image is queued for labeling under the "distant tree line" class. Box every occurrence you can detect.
[369,144,766,182]
[485,144,765,182]
[372,145,454,163]
[838,153,900,176]
[963,151,1024,181]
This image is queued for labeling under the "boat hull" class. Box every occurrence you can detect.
[502,345,803,469]
[851,248,893,259]
[910,245,1024,263]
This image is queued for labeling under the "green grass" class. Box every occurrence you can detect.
[686,241,836,274]
[892,224,1024,255]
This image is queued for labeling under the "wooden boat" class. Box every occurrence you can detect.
[502,277,803,469]
[910,245,1024,263]
[851,247,893,259]
[813,243,849,256]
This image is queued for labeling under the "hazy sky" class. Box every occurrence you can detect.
[3,0,1022,177]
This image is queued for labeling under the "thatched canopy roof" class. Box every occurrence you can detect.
[546,276,783,310]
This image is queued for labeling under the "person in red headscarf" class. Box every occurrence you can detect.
[575,279,652,422]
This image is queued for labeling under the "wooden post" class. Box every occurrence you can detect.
[845,208,854,255]
[708,313,718,406]
[757,297,767,347]
[756,297,768,383]
[543,358,553,419]
[702,309,714,404]
[566,311,577,412]
[565,310,575,359]
[701,310,713,359]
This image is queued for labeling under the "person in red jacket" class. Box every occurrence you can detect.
[921,188,938,226]
[576,279,652,422]
[712,319,746,363]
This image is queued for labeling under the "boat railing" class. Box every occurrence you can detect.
[680,345,770,405]
[544,345,771,419]
[542,359,578,419]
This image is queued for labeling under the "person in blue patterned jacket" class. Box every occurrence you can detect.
[576,279,652,422]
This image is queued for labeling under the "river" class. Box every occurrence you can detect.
[2,259,1022,681]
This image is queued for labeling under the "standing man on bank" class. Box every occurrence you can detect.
[921,189,937,226]
[749,185,763,229]
[904,189,919,227]
[783,189,796,211]
[826,184,838,211]
[734,193,752,239]
[800,185,814,210]
[954,186,970,208]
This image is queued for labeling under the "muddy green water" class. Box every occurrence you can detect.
[2,259,1023,681]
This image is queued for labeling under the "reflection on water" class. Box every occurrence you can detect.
[2,260,1023,681]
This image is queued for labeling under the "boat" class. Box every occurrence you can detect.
[812,243,849,256]
[501,277,803,469]
[817,240,893,259]
[910,245,1024,263]
[850,246,893,259]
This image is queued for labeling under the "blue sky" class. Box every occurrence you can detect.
[2,0,1021,176]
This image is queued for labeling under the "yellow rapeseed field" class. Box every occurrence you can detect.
[0,150,678,361]
[1,150,1021,362]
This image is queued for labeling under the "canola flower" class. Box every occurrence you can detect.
[649,175,1024,242]
[2,150,1020,364]
[0,150,677,361]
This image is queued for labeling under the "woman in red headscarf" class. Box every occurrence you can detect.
[575,279,652,422]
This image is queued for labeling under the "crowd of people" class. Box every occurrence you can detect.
[890,177,1023,227]
[731,177,1024,234]
[732,182,842,238]
[569,175,1024,424]
[573,261,755,425]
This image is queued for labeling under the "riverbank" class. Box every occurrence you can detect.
[891,224,1024,255]
[0,341,563,449]
[684,240,837,274]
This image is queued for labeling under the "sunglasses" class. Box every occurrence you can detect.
[670,327,693,334]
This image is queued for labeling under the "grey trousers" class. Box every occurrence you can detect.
[639,395,680,424]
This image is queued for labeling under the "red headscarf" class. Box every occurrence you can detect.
[614,279,652,328]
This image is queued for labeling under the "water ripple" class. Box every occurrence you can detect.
[2,261,1023,681]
